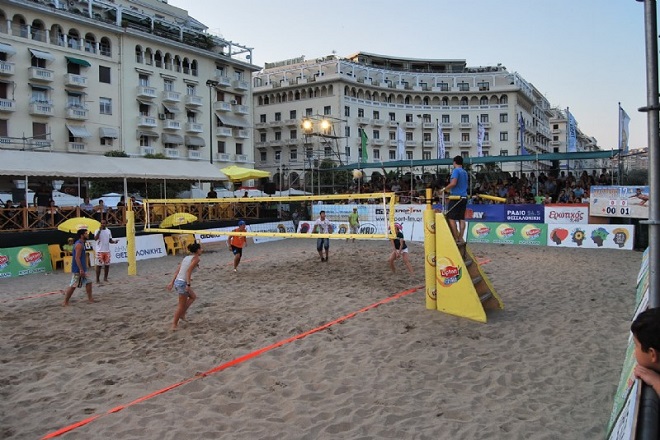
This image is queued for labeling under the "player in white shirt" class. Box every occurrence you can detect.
[94,220,118,283]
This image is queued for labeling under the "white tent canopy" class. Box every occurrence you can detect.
[0,150,227,181]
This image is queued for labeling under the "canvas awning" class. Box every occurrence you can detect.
[0,150,227,181]
[162,133,184,144]
[29,83,53,90]
[162,103,180,114]
[136,98,152,106]
[137,130,159,139]
[185,136,205,147]
[65,56,91,67]
[66,124,92,138]
[0,43,16,56]
[99,127,118,138]
[29,48,54,61]
[217,114,249,128]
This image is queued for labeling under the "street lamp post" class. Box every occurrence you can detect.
[205,80,219,165]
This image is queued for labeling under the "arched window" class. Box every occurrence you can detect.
[460,97,468,106]
[67,29,80,50]
[441,97,449,106]
[404,96,410,105]
[84,33,96,53]
[264,96,269,105]
[480,96,488,106]
[144,48,153,65]
[12,15,28,38]
[99,37,111,56]
[182,57,190,74]
[164,53,172,70]
[50,24,65,46]
[154,50,163,68]
[500,95,508,104]
[191,60,198,76]
[31,20,46,42]
[173,55,181,72]
[423,97,429,105]
[135,45,143,63]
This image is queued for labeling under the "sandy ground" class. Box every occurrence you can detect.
[0,238,641,439]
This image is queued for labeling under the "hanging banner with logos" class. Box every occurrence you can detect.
[544,204,589,224]
[465,204,506,222]
[590,185,649,219]
[0,244,52,279]
[467,222,547,246]
[547,224,634,250]
[504,204,544,223]
[94,235,166,263]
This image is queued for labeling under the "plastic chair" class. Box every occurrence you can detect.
[178,234,196,251]
[164,236,182,255]
[48,244,65,270]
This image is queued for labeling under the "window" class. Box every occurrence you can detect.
[345,146,351,159]
[33,122,48,140]
[389,150,396,160]
[423,133,431,142]
[441,97,448,106]
[406,132,413,141]
[344,106,350,117]
[100,137,112,147]
[389,112,396,121]
[274,112,281,121]
[442,114,450,124]
[358,108,364,118]
[323,106,331,115]
[289,110,296,120]
[373,110,380,119]
[260,151,267,162]
[275,151,281,161]
[372,130,380,139]
[482,151,489,157]
[499,149,508,156]
[477,81,489,91]
[460,97,468,106]
[290,149,297,161]
[31,54,47,69]
[258,114,265,124]
[500,132,509,141]
[99,66,111,84]
[305,108,313,116]
[290,129,297,139]
[31,86,49,103]
[259,133,266,142]
[234,70,243,80]
[406,114,413,122]
[139,135,151,147]
[67,92,83,108]
[67,61,81,75]
[480,96,488,105]
[438,82,449,91]
[236,143,243,155]
[139,103,150,116]
[275,131,282,141]
[443,133,450,142]
[461,151,469,159]
[423,151,431,160]
[553,136,559,141]
[501,95,508,104]
[458,82,469,92]
[462,133,470,142]
[461,115,469,123]
[480,114,489,123]
[373,150,380,160]
[186,111,197,123]
[483,132,490,141]
[406,151,413,160]
[422,114,431,123]
[500,113,508,123]
[345,126,350,137]
[164,79,174,92]
[99,97,112,115]
[0,119,7,137]
[389,131,396,141]
[553,124,559,129]
[217,141,226,154]
[186,84,196,96]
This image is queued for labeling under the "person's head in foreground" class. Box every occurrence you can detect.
[187,242,202,255]
[76,229,88,242]
[238,220,246,231]
[631,308,660,371]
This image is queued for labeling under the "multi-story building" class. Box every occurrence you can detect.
[548,108,606,173]
[253,52,599,187]
[0,0,258,172]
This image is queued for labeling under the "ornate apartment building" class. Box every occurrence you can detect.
[253,52,601,184]
[0,0,257,168]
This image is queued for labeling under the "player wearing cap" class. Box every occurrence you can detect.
[227,220,248,272]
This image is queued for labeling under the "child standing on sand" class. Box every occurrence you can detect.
[631,308,660,394]
[166,242,202,330]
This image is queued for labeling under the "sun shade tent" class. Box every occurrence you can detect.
[220,165,271,182]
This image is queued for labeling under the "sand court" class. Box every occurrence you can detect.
[0,239,641,439]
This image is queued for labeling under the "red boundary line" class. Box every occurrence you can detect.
[41,285,422,439]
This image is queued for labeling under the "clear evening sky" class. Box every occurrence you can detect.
[170,0,649,151]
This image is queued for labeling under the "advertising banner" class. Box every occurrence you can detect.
[0,244,52,279]
[590,185,649,219]
[95,235,166,263]
[467,222,547,246]
[547,224,634,250]
[544,204,589,224]
[504,204,544,223]
[465,204,506,222]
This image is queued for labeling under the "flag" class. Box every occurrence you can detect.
[396,125,405,160]
[519,112,527,155]
[477,121,485,157]
[619,104,630,153]
[360,128,368,163]
[567,108,577,153]
[437,120,445,159]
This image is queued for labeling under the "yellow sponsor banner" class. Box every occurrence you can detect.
[423,209,436,310]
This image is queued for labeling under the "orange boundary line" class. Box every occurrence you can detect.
[41,285,422,439]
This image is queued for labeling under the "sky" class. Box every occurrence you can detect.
[170,0,649,151]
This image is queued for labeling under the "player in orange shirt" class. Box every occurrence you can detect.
[227,220,247,272]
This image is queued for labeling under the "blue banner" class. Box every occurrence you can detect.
[466,204,506,222]
[504,204,545,223]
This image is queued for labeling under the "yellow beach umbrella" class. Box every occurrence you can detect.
[160,212,197,228]
[220,165,271,182]
[57,217,101,234]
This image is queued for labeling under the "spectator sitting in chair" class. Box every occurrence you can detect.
[94,199,110,222]
[80,197,94,216]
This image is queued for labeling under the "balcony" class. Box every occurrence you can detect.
[444,142,453,148]
[269,140,283,147]
[215,75,232,87]
[162,120,181,130]
[216,153,231,161]
[136,86,158,99]
[0,61,14,75]
[66,106,89,120]
[188,150,202,160]
[64,73,88,88]
[233,104,249,115]
[213,101,232,112]
[286,138,300,146]
[235,154,248,162]
[233,80,249,90]
[480,122,492,129]
[255,122,268,130]
[185,122,203,133]
[67,142,86,153]
[550,140,561,146]
[405,122,417,129]
[29,102,54,116]
[0,98,16,112]
[405,140,417,148]
[422,122,435,129]
[387,121,398,127]
[372,139,385,146]
[234,129,249,138]
[441,123,453,129]
[422,141,435,148]
[357,117,370,125]
[137,116,158,127]
[372,119,385,126]
[458,141,472,148]
[482,141,492,147]
[162,91,181,102]
[216,127,232,137]
[184,95,204,107]
[459,123,472,130]
[164,148,180,158]
[28,67,54,82]
[141,146,156,156]
[284,119,297,126]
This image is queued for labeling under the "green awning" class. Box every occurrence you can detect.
[65,56,91,67]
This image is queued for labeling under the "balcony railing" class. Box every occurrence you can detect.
[164,148,180,158]
[29,102,54,116]
[216,153,231,161]
[284,119,298,126]
[422,141,435,148]
[235,154,248,162]
[0,61,15,75]
[233,104,249,114]
[136,86,158,98]
[137,116,158,127]
[162,91,181,102]
[372,119,385,126]
[387,121,398,127]
[184,95,203,106]
[235,129,249,138]
[216,127,232,137]
[405,140,417,147]
[188,150,202,160]
[66,106,89,120]
[422,122,435,129]
[405,122,417,129]
[459,123,473,129]
[458,141,472,148]
[67,142,86,153]
[162,120,181,130]
[233,80,249,90]
[28,67,53,82]
[372,139,385,146]
[64,73,88,88]
[185,122,203,133]
[213,101,232,112]
[0,98,16,112]
[357,117,370,125]
[141,146,156,156]
[215,75,232,87]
